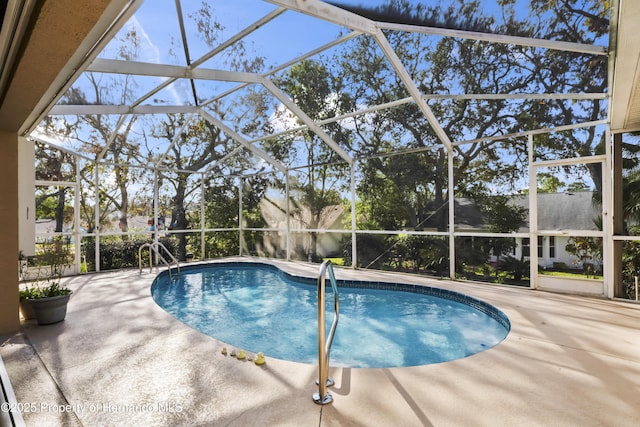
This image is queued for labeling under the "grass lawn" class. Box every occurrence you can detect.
[539,270,603,280]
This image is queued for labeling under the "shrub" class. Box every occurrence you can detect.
[83,236,179,271]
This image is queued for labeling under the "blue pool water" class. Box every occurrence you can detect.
[151,262,510,368]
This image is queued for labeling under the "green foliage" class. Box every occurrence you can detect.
[29,0,610,289]
[242,176,270,229]
[197,175,268,258]
[19,282,72,300]
[347,234,448,276]
[499,255,530,281]
[537,173,564,193]
[201,231,240,258]
[19,286,42,300]
[478,196,527,272]
[621,226,640,297]
[20,237,73,299]
[272,60,352,258]
[455,237,491,274]
[34,142,77,232]
[412,235,449,275]
[83,236,179,271]
[481,195,527,234]
[356,153,448,231]
[29,238,73,283]
[338,0,607,238]
[355,166,410,230]
[622,167,640,224]
[384,235,449,274]
[565,236,602,277]
[348,234,388,269]
[202,177,240,228]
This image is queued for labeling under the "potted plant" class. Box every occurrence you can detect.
[20,283,72,325]
[19,238,73,325]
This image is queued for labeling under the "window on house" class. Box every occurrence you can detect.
[549,236,556,258]
[538,236,543,258]
[522,238,530,257]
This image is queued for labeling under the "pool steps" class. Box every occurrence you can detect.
[313,260,339,406]
[138,241,180,278]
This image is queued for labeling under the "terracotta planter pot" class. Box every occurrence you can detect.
[24,294,71,325]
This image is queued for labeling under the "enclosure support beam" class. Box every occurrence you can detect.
[153,170,159,245]
[602,126,613,298]
[528,133,539,289]
[612,132,624,297]
[49,105,199,116]
[87,58,264,84]
[18,137,35,257]
[191,7,287,69]
[74,156,82,273]
[98,114,129,162]
[448,149,455,279]
[262,79,353,165]
[374,28,453,153]
[94,164,100,272]
[200,173,206,260]
[199,110,287,173]
[266,0,375,34]
[239,178,244,256]
[157,114,195,169]
[350,163,357,269]
[378,22,606,56]
[286,171,291,261]
[602,127,617,298]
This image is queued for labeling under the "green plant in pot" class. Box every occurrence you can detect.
[19,238,73,325]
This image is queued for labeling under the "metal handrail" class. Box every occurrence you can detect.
[313,260,339,405]
[138,242,180,278]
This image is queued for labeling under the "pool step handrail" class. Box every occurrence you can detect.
[138,242,180,278]
[313,259,339,405]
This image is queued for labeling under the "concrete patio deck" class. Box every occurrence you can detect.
[1,258,639,426]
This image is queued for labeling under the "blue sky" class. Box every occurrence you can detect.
[92,0,544,110]
[102,0,541,71]
[48,0,607,185]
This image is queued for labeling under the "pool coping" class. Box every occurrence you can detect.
[2,256,640,426]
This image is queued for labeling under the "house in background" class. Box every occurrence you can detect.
[510,191,602,270]
[256,191,602,269]
[449,191,602,271]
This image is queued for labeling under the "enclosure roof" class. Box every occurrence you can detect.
[0,0,636,172]
[610,0,640,132]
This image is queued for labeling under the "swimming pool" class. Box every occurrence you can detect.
[151,262,510,368]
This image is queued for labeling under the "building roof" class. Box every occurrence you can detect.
[510,192,600,232]
[452,191,600,232]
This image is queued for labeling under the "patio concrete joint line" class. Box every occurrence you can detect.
[22,334,83,426]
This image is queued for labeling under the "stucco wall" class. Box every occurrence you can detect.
[0,131,20,333]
